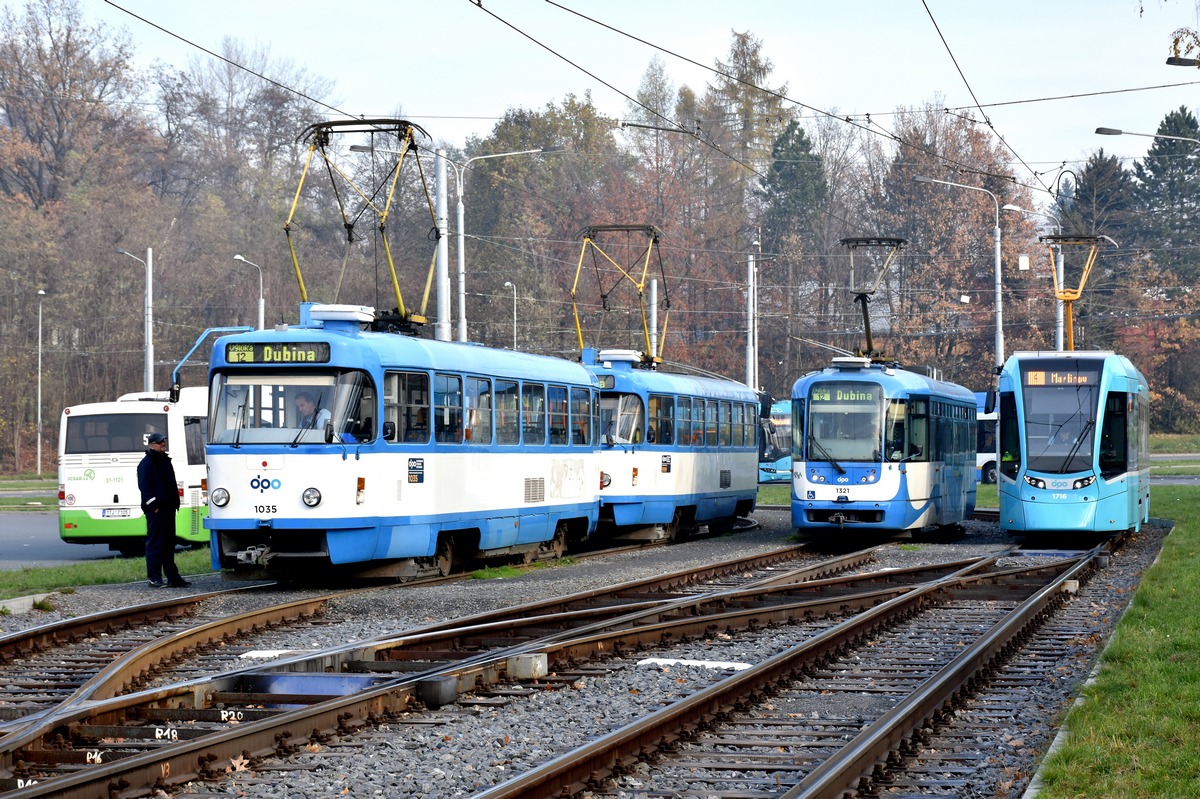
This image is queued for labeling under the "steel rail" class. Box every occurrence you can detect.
[466,554,1093,798]
[0,546,1035,798]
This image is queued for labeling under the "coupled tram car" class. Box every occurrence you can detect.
[996,350,1150,535]
[203,304,759,578]
[790,356,978,534]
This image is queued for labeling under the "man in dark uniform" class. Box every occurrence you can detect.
[137,432,189,588]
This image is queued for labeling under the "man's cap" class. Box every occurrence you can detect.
[147,432,167,444]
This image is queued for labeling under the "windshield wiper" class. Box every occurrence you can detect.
[290,390,327,448]
[807,435,846,475]
[1059,418,1094,474]
[231,402,245,449]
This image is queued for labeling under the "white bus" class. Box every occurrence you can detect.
[57,387,209,555]
[976,392,998,484]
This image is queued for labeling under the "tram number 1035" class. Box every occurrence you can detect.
[254,505,278,514]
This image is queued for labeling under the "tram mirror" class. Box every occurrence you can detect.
[382,421,396,441]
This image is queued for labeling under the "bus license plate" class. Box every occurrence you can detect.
[102,508,132,518]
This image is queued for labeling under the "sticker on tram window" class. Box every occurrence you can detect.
[225,342,331,364]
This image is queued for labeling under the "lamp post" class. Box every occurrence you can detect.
[116,246,153,392]
[502,281,517,348]
[1095,126,1200,146]
[36,288,45,476]
[745,239,760,389]
[913,176,1004,373]
[451,148,549,342]
[232,255,266,330]
[1002,203,1065,351]
[350,144,560,342]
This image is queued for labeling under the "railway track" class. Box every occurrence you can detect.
[0,513,1151,799]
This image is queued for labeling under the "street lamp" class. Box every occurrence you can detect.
[350,144,562,342]
[913,175,1004,373]
[451,148,560,342]
[746,239,760,389]
[1002,203,1065,351]
[1095,126,1200,146]
[502,281,517,349]
[116,246,153,392]
[36,289,45,476]
[232,254,266,330]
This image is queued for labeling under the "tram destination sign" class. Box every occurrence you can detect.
[1022,360,1101,388]
[225,342,331,364]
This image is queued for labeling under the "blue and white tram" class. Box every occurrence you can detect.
[996,351,1150,534]
[585,349,759,538]
[791,357,977,533]
[205,304,600,578]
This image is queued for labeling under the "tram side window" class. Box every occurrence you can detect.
[570,387,592,445]
[704,400,718,447]
[731,402,744,447]
[678,399,693,448]
[384,371,430,443]
[465,377,492,445]
[907,399,929,462]
[648,394,674,445]
[434,373,463,444]
[548,385,569,445]
[496,380,519,445]
[1099,391,1129,478]
[884,400,906,461]
[719,401,732,447]
[998,392,1020,479]
[792,399,805,460]
[522,383,546,445]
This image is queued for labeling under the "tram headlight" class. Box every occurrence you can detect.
[1023,475,1047,490]
[302,487,322,507]
[210,487,230,507]
[1072,475,1096,490]
[600,471,611,489]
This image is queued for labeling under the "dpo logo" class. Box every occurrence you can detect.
[250,475,282,493]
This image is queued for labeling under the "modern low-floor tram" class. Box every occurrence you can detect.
[996,350,1149,534]
[790,357,977,533]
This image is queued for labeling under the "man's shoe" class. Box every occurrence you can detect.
[147,580,166,588]
[166,578,191,588]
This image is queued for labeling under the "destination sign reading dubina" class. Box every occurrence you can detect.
[811,384,878,403]
[225,342,331,364]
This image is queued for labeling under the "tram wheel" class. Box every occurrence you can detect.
[433,538,453,576]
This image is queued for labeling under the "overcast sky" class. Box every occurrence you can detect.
[85,0,1200,196]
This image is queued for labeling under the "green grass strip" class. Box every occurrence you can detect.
[1036,485,1200,798]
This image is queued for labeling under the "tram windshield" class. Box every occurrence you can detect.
[599,393,644,444]
[209,370,376,445]
[806,381,882,462]
[1019,359,1099,473]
